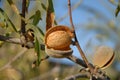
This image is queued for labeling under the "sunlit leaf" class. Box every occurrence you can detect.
[0,8,17,32]
[7,0,19,14]
[7,0,13,5]
[35,37,41,66]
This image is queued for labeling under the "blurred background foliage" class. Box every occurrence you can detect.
[0,0,120,80]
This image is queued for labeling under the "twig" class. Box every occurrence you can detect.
[0,48,27,71]
[64,71,110,80]
[21,0,26,34]
[0,35,88,69]
[40,56,49,62]
[20,0,27,47]
[64,73,90,80]
[68,0,74,30]
[67,55,87,68]
[0,34,88,68]
[68,0,92,70]
[0,35,21,44]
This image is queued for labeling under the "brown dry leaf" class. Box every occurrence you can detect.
[46,0,55,31]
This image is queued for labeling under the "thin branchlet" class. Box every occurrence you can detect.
[68,0,92,70]
[21,0,26,34]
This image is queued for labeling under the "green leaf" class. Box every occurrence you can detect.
[48,0,54,13]
[32,10,42,26]
[41,3,46,10]
[7,0,13,5]
[115,1,120,17]
[26,0,30,13]
[7,0,19,14]
[36,27,44,36]
[35,37,41,66]
[29,14,34,20]
[0,8,17,32]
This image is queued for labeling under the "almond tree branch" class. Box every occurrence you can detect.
[67,2,112,79]
[0,35,88,68]
[0,35,21,44]
[68,0,93,71]
[64,71,110,80]
[0,35,35,48]
[67,55,87,68]
[20,0,28,47]
[21,0,26,34]
[0,35,110,79]
[64,73,90,80]
[68,0,75,30]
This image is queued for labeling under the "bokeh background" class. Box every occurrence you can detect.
[0,0,120,80]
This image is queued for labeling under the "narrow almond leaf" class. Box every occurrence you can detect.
[0,8,17,32]
[115,5,120,17]
[35,37,41,66]
[26,0,30,13]
[48,0,54,12]
[33,26,44,41]
[115,1,120,17]
[32,10,42,26]
[7,0,19,14]
[46,0,55,31]
[41,3,46,10]
[29,15,34,20]
[36,27,44,36]
[7,0,27,23]
[33,10,42,25]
